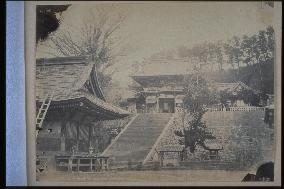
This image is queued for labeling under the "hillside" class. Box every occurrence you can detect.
[203,61,274,95]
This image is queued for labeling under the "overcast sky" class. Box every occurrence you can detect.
[36,1,273,87]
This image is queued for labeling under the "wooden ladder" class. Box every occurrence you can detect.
[36,92,54,138]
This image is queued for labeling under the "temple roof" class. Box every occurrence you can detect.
[203,139,223,150]
[36,56,130,119]
[213,81,260,94]
[132,74,189,88]
[36,56,92,100]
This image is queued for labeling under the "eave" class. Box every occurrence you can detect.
[37,97,130,121]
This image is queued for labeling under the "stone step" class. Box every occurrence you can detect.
[103,113,173,167]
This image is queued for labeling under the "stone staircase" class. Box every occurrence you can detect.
[102,113,173,168]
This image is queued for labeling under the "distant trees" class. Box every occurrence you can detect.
[174,26,275,94]
[228,27,275,87]
[176,26,274,69]
[146,25,274,95]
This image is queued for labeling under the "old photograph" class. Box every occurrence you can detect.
[27,1,281,186]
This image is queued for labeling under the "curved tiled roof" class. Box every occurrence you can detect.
[132,74,187,88]
[81,91,130,115]
[36,56,130,118]
[36,56,92,100]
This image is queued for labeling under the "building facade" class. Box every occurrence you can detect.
[36,56,130,156]
[127,74,262,113]
[127,74,187,113]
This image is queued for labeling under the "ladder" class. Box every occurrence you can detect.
[36,92,54,138]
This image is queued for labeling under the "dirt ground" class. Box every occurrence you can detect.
[38,169,249,183]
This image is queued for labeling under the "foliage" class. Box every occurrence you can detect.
[175,26,275,95]
[175,111,216,153]
[184,111,211,153]
[183,76,219,113]
[218,88,261,107]
[138,26,274,95]
[175,76,217,153]
[237,89,260,106]
[229,122,265,168]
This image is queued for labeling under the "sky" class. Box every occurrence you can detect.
[36,1,273,88]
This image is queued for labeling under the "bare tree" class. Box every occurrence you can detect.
[42,7,126,87]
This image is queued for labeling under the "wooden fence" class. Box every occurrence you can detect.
[206,106,265,112]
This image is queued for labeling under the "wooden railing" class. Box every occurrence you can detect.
[206,107,223,112]
[206,106,265,112]
[228,106,265,111]
[55,154,109,172]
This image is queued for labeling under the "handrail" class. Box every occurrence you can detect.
[206,106,265,112]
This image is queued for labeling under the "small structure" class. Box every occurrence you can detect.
[264,104,274,128]
[203,139,223,160]
[213,81,261,107]
[157,145,185,167]
[36,56,130,171]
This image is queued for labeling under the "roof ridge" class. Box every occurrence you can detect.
[36,56,90,65]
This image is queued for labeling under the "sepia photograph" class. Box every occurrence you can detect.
[25,1,281,186]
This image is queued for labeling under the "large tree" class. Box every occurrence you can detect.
[40,6,125,88]
[175,76,218,153]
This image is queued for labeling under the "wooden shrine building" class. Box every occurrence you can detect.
[124,57,267,114]
[128,74,187,114]
[127,74,263,114]
[36,56,130,157]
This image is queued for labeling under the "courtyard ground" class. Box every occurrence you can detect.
[38,169,249,183]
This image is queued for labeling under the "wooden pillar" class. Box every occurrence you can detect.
[77,158,80,172]
[100,158,104,171]
[88,124,93,151]
[60,120,67,152]
[68,157,72,172]
[105,158,108,170]
[60,136,66,152]
[90,158,93,172]
[76,121,80,152]
[146,102,148,113]
[99,158,103,171]
[156,98,159,113]
[61,111,75,153]
[159,152,164,167]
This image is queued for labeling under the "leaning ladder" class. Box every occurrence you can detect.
[36,92,54,138]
